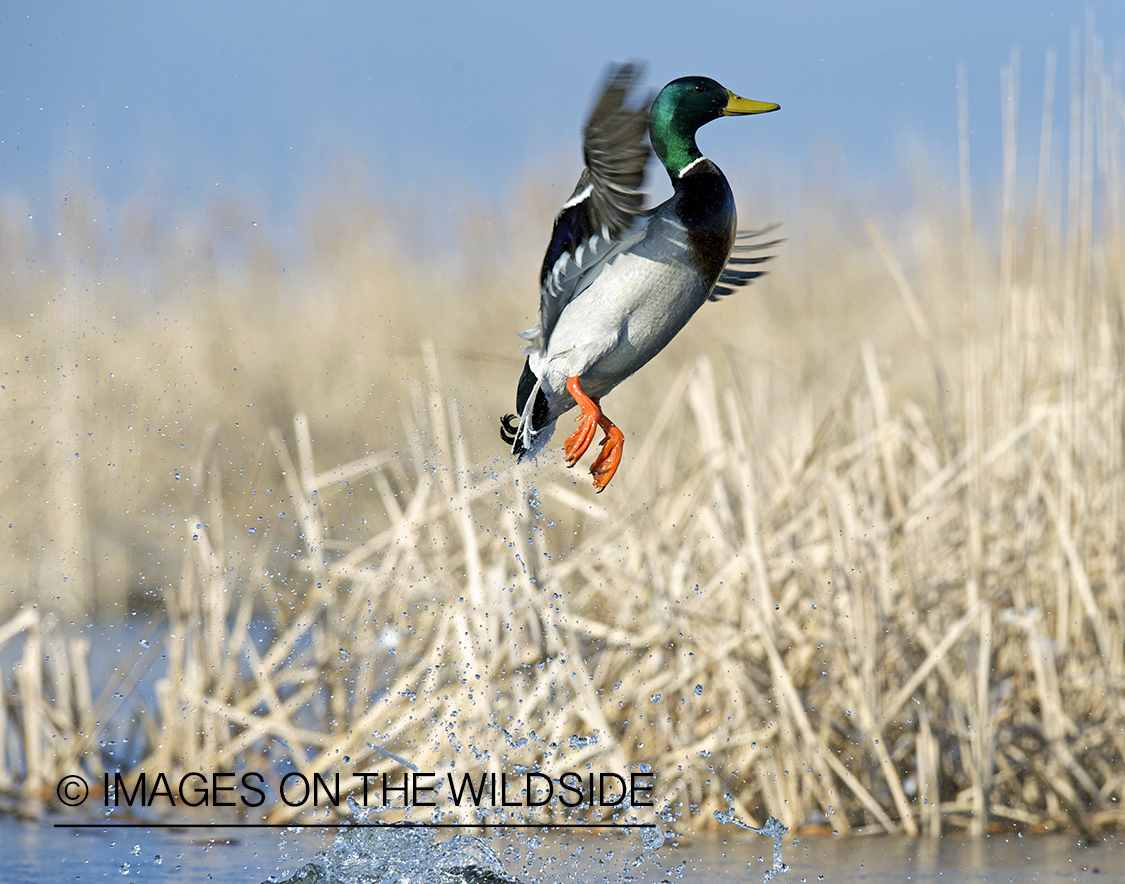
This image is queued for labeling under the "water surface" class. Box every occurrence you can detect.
[2,818,1118,884]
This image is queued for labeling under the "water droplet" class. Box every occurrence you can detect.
[641,825,665,851]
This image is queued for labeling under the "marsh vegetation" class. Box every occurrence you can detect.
[1,43,1122,839]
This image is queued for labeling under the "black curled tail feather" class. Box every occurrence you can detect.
[500,413,518,445]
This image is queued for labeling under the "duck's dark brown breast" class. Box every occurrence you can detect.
[674,159,737,284]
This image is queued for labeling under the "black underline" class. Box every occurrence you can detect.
[54,822,657,829]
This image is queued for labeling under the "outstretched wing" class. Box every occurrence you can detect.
[708,223,784,301]
[520,62,653,352]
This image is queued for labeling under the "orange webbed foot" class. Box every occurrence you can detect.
[564,416,597,465]
[589,417,624,492]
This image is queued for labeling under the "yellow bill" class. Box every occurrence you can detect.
[722,91,781,115]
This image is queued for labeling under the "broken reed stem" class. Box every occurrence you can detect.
[958,58,992,841]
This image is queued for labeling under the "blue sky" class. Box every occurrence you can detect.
[1,1,1120,237]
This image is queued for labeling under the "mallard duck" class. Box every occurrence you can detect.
[501,63,780,491]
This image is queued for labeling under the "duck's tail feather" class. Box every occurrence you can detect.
[499,413,520,446]
[500,359,557,461]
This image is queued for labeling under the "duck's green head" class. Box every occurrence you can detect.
[649,76,779,175]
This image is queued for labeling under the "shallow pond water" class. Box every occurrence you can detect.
[1,818,1119,884]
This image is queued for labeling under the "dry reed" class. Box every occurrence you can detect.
[1,34,1123,838]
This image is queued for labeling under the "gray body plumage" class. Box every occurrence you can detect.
[517,186,734,458]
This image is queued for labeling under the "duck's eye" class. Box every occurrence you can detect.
[694,83,706,92]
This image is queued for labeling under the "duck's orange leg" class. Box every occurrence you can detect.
[563,375,600,466]
[563,375,624,492]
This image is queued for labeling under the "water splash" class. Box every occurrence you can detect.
[289,798,520,884]
[713,809,789,884]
